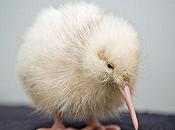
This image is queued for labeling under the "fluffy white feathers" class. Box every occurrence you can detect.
[17,2,139,120]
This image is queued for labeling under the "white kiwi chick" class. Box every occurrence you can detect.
[17,2,140,130]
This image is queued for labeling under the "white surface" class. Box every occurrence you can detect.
[0,0,175,113]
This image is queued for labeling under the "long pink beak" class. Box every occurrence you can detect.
[118,81,138,130]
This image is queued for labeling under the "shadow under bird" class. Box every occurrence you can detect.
[17,2,140,130]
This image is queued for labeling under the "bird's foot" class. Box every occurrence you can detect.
[36,116,77,130]
[36,116,120,130]
[81,124,120,130]
[105,125,121,130]
[82,116,120,130]
[37,128,76,130]
[37,124,120,130]
[37,128,55,130]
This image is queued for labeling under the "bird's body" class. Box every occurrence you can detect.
[17,2,140,130]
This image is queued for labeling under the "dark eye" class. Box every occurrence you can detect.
[107,63,114,69]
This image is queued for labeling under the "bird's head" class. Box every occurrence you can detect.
[82,17,139,90]
[81,16,139,129]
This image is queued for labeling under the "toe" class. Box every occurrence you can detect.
[66,128,77,130]
[37,128,53,130]
[105,125,121,130]
[81,126,93,130]
[56,128,64,130]
[81,125,105,130]
[93,125,105,130]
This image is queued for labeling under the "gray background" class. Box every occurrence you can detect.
[0,0,175,113]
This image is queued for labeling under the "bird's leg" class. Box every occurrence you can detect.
[82,116,120,130]
[36,116,76,130]
[36,116,64,130]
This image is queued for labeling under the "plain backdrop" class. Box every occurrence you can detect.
[0,0,175,113]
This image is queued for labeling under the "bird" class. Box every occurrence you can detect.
[17,2,140,130]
